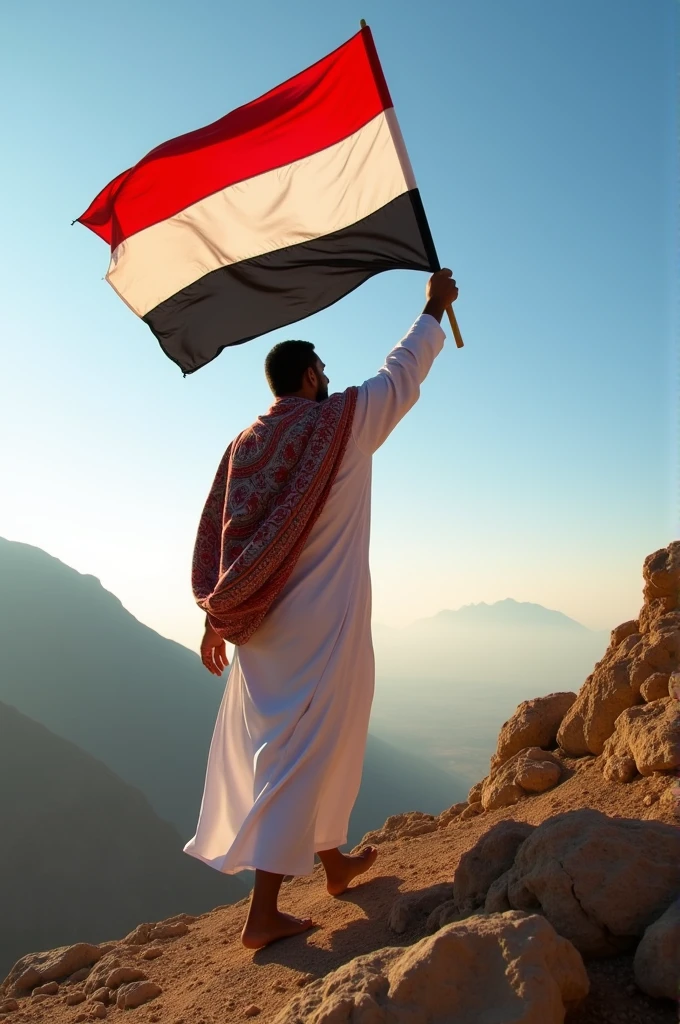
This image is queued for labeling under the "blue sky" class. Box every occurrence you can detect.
[1,0,676,651]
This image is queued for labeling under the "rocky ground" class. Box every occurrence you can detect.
[2,542,679,1024]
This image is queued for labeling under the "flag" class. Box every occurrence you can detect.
[77,26,439,374]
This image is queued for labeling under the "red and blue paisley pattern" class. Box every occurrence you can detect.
[192,388,358,645]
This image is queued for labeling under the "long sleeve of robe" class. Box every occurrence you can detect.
[184,313,446,876]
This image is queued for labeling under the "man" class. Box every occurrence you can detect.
[184,269,459,949]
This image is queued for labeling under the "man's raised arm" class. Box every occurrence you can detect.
[351,270,459,456]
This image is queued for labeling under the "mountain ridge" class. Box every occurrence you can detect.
[375,597,607,634]
[3,541,678,1024]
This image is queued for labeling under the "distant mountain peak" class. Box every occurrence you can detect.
[418,599,593,632]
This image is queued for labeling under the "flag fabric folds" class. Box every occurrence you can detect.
[77,27,439,374]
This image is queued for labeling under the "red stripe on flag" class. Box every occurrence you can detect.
[78,30,390,250]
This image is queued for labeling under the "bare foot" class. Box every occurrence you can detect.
[241,910,316,950]
[325,846,378,896]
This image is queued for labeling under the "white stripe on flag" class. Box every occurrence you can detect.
[107,109,416,317]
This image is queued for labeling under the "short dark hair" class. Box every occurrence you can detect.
[265,340,318,397]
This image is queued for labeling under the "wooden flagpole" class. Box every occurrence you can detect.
[360,19,464,348]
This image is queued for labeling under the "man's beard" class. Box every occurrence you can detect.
[316,383,329,402]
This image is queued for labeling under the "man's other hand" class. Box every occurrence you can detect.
[423,269,459,322]
[201,620,230,676]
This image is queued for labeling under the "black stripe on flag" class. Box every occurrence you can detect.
[143,191,438,375]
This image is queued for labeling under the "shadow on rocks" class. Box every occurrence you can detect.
[252,873,405,976]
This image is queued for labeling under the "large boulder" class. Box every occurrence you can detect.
[557,658,640,758]
[483,809,680,957]
[558,543,680,756]
[453,820,535,912]
[634,897,680,1000]
[493,692,576,767]
[602,697,680,775]
[481,747,561,811]
[274,912,589,1024]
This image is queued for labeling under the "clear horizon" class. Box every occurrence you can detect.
[1,0,676,653]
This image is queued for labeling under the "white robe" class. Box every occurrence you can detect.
[184,314,446,876]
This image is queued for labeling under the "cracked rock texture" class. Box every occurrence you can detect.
[481,747,561,810]
[482,808,680,956]
[273,912,589,1024]
[452,819,535,912]
[602,697,680,775]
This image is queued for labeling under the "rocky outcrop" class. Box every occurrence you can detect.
[274,912,589,1024]
[482,809,680,956]
[452,820,535,913]
[481,747,561,810]
[360,811,439,847]
[638,542,680,632]
[123,913,194,944]
[633,897,680,1000]
[493,692,576,767]
[1,943,106,998]
[602,697,680,775]
[558,542,680,756]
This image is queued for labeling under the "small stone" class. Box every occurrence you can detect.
[75,1015,88,1023]
[91,987,110,1003]
[105,966,147,989]
[90,1003,107,1019]
[643,794,658,806]
[66,991,87,1005]
[467,780,484,802]
[116,980,162,1009]
[603,754,637,784]
[296,973,315,987]
[0,1001,18,1013]
[244,1005,261,1018]
[272,980,287,992]
[32,981,59,995]
[31,993,49,1002]
[141,947,163,960]
[460,801,483,820]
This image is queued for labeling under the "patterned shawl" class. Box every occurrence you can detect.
[192,387,358,645]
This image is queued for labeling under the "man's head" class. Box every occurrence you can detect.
[264,340,329,402]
